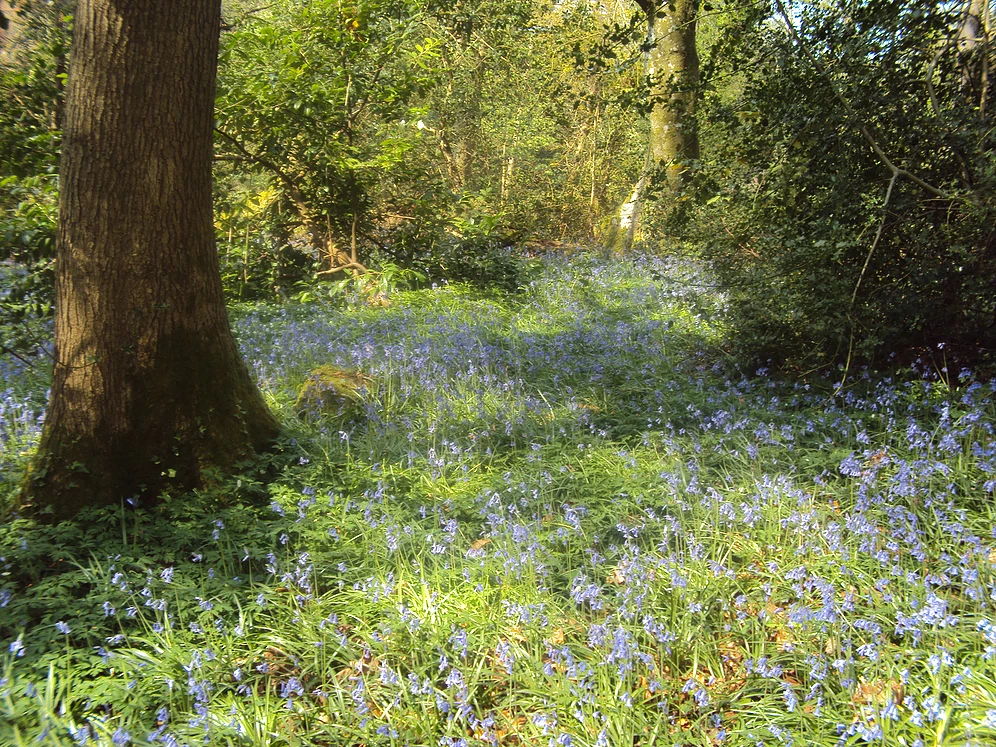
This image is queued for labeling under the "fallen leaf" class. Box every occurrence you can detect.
[606,567,626,585]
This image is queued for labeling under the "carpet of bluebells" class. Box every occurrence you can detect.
[1,252,995,746]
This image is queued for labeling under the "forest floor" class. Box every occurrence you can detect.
[1,251,995,746]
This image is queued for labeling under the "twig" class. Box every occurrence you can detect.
[1,344,38,369]
[221,3,277,32]
[834,170,899,397]
[719,215,758,257]
[850,171,899,310]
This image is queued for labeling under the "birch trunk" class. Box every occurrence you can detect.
[649,0,700,190]
[958,0,993,118]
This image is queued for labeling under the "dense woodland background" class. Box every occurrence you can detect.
[2,3,996,746]
[2,0,994,371]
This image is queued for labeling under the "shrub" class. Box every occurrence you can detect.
[0,175,56,354]
[680,1,996,369]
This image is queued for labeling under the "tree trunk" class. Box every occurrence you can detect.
[23,0,279,519]
[648,0,700,191]
[958,0,992,118]
[607,0,699,253]
[0,0,14,56]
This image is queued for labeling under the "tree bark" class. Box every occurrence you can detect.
[607,0,699,253]
[648,0,700,190]
[23,0,279,519]
[0,0,14,56]
[958,0,992,118]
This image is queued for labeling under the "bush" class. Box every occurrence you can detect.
[681,1,996,369]
[0,175,56,354]
[419,235,524,294]
[376,209,525,294]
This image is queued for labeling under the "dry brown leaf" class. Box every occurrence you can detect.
[852,678,902,707]
[606,567,626,585]
[775,628,795,651]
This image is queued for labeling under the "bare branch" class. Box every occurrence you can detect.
[316,261,369,277]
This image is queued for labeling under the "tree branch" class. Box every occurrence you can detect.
[221,3,277,32]
[0,344,38,369]
[316,260,369,277]
[850,170,899,311]
[773,0,952,200]
[214,128,317,229]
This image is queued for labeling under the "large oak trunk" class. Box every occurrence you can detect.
[24,0,279,519]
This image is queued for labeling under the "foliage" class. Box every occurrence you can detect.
[415,0,639,241]
[0,0,70,178]
[0,174,56,354]
[685,0,996,369]
[212,0,647,300]
[418,234,525,293]
[0,2,70,355]
[375,210,525,294]
[214,178,320,302]
[215,0,437,267]
[2,253,996,746]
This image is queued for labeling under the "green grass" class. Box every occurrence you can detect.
[0,252,994,746]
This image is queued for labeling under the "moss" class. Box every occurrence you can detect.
[295,365,377,422]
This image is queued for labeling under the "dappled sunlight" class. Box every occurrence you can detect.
[1,253,995,746]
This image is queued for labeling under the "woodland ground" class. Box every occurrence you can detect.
[0,251,994,746]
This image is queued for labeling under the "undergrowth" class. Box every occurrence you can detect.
[0,252,994,746]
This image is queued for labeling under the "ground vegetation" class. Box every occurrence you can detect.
[1,0,995,743]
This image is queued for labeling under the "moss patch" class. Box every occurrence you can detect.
[295,365,377,423]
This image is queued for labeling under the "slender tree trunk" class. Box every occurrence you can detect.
[0,0,14,55]
[958,0,993,118]
[606,167,648,256]
[23,0,279,519]
[608,0,699,253]
[649,0,700,190]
